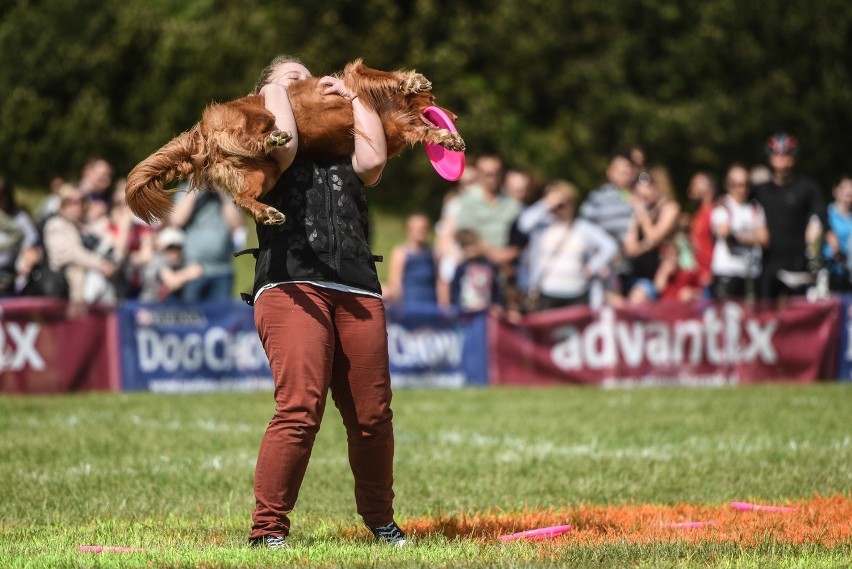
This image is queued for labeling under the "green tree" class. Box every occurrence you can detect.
[2,0,851,211]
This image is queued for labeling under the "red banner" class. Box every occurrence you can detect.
[490,298,841,386]
[0,298,120,394]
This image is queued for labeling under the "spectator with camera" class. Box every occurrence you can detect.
[516,180,618,311]
[42,185,117,305]
[710,164,769,300]
[621,169,681,304]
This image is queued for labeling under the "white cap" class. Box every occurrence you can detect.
[157,227,185,250]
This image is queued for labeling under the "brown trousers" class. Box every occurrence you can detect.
[250,283,395,539]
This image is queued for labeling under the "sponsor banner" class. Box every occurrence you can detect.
[0,298,120,394]
[490,298,840,387]
[385,302,488,388]
[117,301,272,392]
[836,294,852,383]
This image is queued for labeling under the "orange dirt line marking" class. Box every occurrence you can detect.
[386,495,851,546]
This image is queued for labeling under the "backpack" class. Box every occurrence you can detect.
[21,254,69,299]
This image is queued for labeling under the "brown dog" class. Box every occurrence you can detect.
[125,60,465,226]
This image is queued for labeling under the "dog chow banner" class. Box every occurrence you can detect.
[833,294,852,383]
[490,298,841,387]
[385,302,488,388]
[117,301,272,392]
[0,298,120,394]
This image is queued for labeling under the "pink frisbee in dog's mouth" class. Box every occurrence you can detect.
[422,106,465,181]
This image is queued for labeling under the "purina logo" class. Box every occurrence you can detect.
[135,308,207,328]
[550,304,778,370]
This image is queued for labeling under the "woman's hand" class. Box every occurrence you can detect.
[318,76,357,101]
[322,75,386,184]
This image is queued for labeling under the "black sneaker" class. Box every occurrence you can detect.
[371,520,407,547]
[249,534,288,549]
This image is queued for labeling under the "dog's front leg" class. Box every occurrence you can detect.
[265,130,293,151]
[422,128,466,152]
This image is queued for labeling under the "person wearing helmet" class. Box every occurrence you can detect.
[752,133,829,299]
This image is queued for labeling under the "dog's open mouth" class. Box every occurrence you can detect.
[420,112,439,128]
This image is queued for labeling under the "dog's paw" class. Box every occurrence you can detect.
[268,130,293,147]
[260,207,287,225]
[438,131,466,152]
[401,73,432,94]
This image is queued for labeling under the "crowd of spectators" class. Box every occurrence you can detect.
[0,157,245,307]
[0,132,843,316]
[386,133,846,317]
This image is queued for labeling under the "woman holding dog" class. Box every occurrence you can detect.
[245,56,405,549]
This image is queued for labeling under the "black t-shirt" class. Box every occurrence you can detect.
[753,175,825,270]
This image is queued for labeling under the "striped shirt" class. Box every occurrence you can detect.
[578,182,634,244]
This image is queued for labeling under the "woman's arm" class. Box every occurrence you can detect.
[582,221,619,276]
[318,76,387,185]
[384,245,407,301]
[260,83,298,173]
[633,201,680,252]
[623,217,642,257]
[170,190,197,228]
[218,188,245,232]
[160,263,204,292]
[646,201,681,244]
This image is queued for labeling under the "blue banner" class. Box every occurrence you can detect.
[117,301,273,392]
[837,294,852,382]
[385,302,488,388]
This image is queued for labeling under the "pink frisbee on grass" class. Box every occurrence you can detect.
[499,524,572,541]
[79,546,144,553]
[662,521,717,529]
[422,106,465,182]
[730,501,796,513]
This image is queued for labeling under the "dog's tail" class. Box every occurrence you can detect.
[125,127,205,225]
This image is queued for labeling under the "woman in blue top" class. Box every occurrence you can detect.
[822,175,852,291]
[385,213,438,305]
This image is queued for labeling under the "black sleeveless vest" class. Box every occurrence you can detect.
[249,157,381,301]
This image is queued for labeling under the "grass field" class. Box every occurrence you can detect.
[1,384,851,567]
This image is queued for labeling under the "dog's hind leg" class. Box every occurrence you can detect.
[233,173,287,226]
[208,164,286,225]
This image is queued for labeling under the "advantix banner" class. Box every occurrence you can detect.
[0,298,120,394]
[490,298,841,387]
[1,296,845,394]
